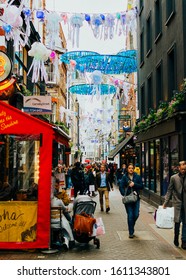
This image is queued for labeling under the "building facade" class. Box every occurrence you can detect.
[136,0,186,206]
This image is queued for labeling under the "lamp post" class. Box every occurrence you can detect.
[75,97,80,150]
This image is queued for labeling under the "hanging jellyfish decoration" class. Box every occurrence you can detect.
[50,51,60,83]
[1,5,25,48]
[91,14,103,38]
[46,12,61,50]
[104,14,115,40]
[23,8,31,45]
[27,42,51,83]
[90,70,102,99]
[69,14,84,48]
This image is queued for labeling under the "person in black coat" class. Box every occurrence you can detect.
[71,162,85,197]
[119,163,143,238]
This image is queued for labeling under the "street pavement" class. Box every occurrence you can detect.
[0,185,186,260]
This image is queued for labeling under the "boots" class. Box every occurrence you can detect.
[174,223,180,247]
[181,241,186,250]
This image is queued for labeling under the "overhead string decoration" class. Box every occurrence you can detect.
[27,42,51,83]
[69,13,84,48]
[104,14,115,40]
[46,11,61,50]
[1,4,25,49]
[50,51,60,83]
[22,7,31,45]
[91,14,103,39]
[90,70,102,100]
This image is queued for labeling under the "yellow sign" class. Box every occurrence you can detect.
[0,109,19,131]
[0,201,37,242]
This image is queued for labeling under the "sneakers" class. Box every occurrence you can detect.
[129,234,134,238]
[106,207,110,213]
[101,207,104,212]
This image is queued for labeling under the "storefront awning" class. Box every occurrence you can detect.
[108,133,134,160]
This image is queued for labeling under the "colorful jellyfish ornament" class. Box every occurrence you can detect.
[27,42,51,83]
[22,7,32,45]
[1,5,25,48]
[91,14,103,38]
[46,12,61,50]
[104,14,115,40]
[90,70,102,100]
[69,14,84,48]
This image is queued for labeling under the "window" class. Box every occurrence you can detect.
[149,141,155,192]
[170,135,179,176]
[140,29,144,66]
[140,83,145,116]
[0,134,40,201]
[146,12,152,55]
[161,137,169,196]
[156,61,163,108]
[167,45,176,99]
[155,0,162,41]
[139,0,144,15]
[155,139,160,194]
[46,62,57,84]
[165,0,175,25]
[147,74,153,112]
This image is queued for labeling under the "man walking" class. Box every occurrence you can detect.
[163,161,186,249]
[95,164,113,213]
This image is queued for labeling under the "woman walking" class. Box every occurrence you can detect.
[119,163,143,238]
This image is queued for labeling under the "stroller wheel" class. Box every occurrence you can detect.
[94,238,100,249]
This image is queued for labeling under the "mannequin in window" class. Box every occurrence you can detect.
[123,122,130,132]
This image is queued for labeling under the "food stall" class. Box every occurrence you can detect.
[0,101,69,249]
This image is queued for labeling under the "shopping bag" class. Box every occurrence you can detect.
[95,217,105,236]
[155,206,174,228]
[89,185,95,192]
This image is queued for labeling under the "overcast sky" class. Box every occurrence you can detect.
[46,0,128,54]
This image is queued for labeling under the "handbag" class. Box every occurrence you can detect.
[73,212,96,236]
[122,188,138,204]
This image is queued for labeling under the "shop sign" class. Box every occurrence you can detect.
[118,115,131,120]
[0,108,19,131]
[0,201,37,242]
[0,51,12,83]
[23,95,52,114]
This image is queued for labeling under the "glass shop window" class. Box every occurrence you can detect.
[155,139,160,195]
[0,134,40,201]
[170,135,179,176]
[162,137,169,196]
[149,141,155,192]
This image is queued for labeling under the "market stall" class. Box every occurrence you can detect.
[0,101,69,249]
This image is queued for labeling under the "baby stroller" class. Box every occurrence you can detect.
[72,195,100,249]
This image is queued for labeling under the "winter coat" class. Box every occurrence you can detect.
[95,171,113,191]
[164,173,186,223]
[119,172,143,198]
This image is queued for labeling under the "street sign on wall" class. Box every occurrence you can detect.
[23,96,52,114]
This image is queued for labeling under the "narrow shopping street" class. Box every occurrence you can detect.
[0,185,186,260]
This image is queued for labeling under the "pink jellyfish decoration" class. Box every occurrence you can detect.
[27,42,51,83]
[70,14,84,48]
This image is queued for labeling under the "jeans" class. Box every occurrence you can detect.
[124,199,140,235]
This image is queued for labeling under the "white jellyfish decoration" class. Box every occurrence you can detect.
[90,70,103,99]
[2,5,25,49]
[46,12,61,50]
[27,42,51,83]
[69,14,84,48]
[104,14,115,40]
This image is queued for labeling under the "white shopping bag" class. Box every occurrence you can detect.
[156,206,174,228]
[89,185,95,192]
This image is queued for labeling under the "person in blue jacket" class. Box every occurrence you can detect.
[119,163,143,238]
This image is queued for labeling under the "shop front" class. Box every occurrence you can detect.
[0,101,69,249]
[134,113,186,207]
